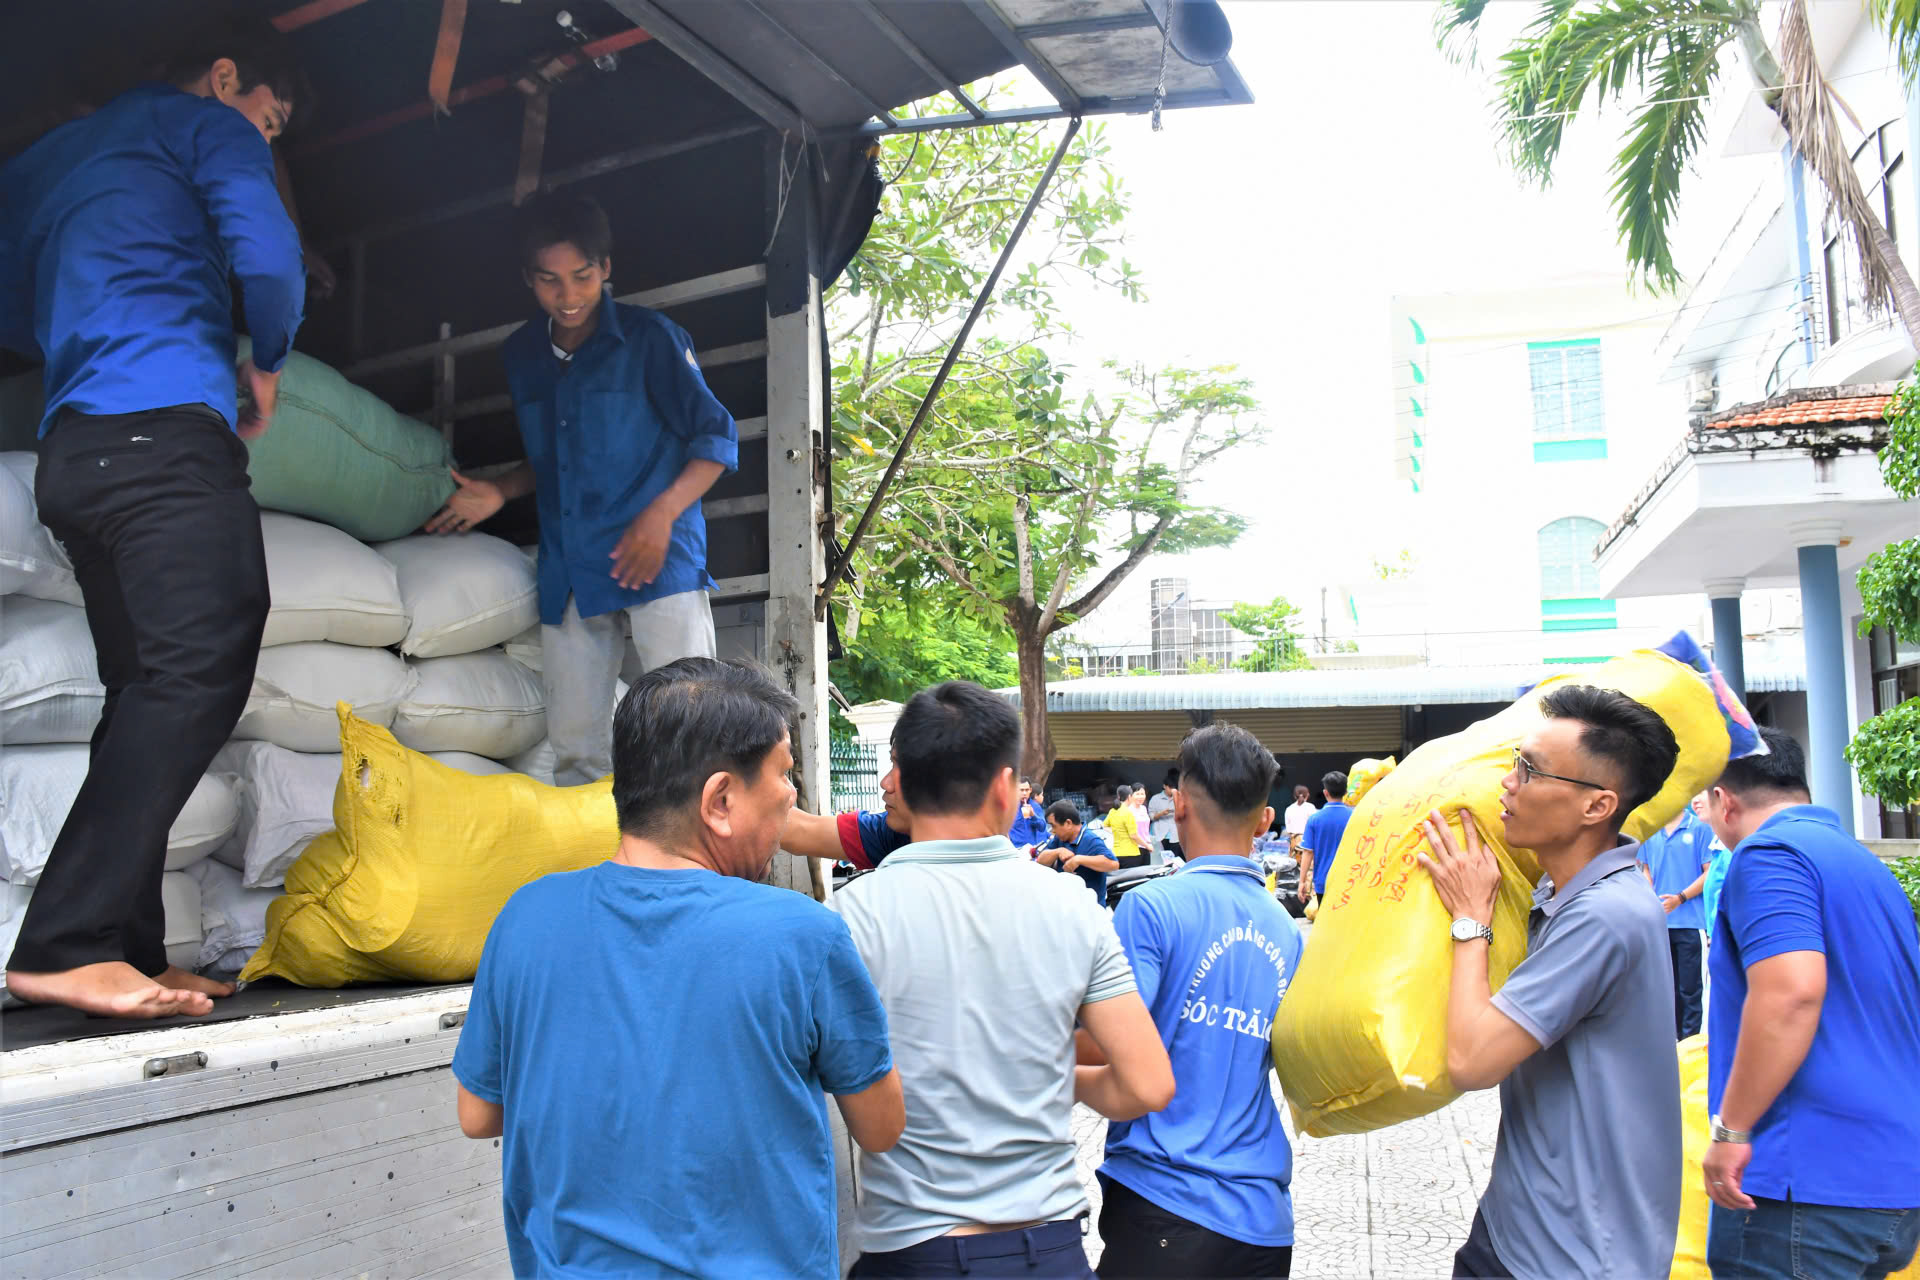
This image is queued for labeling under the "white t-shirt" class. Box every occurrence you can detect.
[1284,801,1318,837]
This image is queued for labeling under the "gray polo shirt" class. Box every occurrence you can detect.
[830,835,1137,1254]
[1482,839,1682,1280]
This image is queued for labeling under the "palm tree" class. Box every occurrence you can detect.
[1437,0,1920,348]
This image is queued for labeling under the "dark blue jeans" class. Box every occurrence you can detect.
[852,1220,1093,1278]
[1709,1198,1920,1279]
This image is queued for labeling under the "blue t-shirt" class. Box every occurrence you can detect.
[1700,839,1732,944]
[1708,806,1920,1208]
[1103,855,1302,1246]
[1009,799,1048,848]
[2,84,305,432]
[1638,810,1711,930]
[503,297,739,624]
[452,863,892,1276]
[1300,802,1354,896]
[1043,827,1114,903]
[836,809,912,870]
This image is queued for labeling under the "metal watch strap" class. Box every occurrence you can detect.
[1710,1115,1752,1144]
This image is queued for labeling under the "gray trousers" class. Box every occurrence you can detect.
[542,591,715,786]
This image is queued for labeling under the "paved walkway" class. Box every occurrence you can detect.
[1072,1088,1500,1278]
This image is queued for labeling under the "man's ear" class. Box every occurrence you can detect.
[209,57,240,100]
[1261,805,1275,832]
[1584,787,1622,831]
[1172,790,1191,824]
[699,770,736,838]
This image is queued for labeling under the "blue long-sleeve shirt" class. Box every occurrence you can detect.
[502,296,738,623]
[0,83,305,434]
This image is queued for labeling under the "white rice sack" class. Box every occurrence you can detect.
[504,623,542,673]
[260,512,408,648]
[162,870,202,971]
[506,738,556,784]
[0,596,103,743]
[376,533,539,658]
[236,642,413,752]
[431,750,515,776]
[0,744,237,883]
[392,649,545,758]
[184,857,277,976]
[209,742,338,888]
[0,453,82,605]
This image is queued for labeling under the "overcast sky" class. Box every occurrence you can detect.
[1038,0,1761,620]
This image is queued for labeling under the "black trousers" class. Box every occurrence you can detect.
[10,407,267,976]
[1452,1208,1513,1279]
[1095,1175,1291,1279]
[1671,927,1704,1039]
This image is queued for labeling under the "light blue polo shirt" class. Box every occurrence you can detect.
[1102,854,1302,1246]
[830,835,1136,1253]
[1639,810,1711,930]
[1709,805,1920,1208]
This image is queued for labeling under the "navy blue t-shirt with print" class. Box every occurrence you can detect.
[452,862,892,1277]
[1042,827,1114,903]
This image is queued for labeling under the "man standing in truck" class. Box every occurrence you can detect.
[0,19,308,1018]
[425,191,736,786]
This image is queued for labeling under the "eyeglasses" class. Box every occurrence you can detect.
[1511,748,1608,791]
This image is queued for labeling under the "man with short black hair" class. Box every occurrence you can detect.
[1147,770,1180,860]
[427,190,737,786]
[1037,799,1120,903]
[2,17,308,1018]
[1091,724,1304,1278]
[833,681,1173,1278]
[1296,771,1352,902]
[1419,684,1683,1280]
[453,657,904,1277]
[1699,727,1920,1280]
[1011,777,1049,849]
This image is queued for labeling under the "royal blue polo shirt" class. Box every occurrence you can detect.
[1300,801,1354,896]
[1708,805,1920,1208]
[836,810,911,871]
[1103,854,1302,1246]
[1,83,305,432]
[1042,827,1114,903]
[1638,809,1711,931]
[502,296,738,624]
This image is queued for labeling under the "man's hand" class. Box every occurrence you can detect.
[1704,1140,1756,1210]
[1661,893,1685,914]
[1034,845,1062,867]
[1063,855,1083,873]
[1417,808,1500,926]
[237,360,280,440]
[307,251,338,300]
[425,469,507,535]
[610,505,674,589]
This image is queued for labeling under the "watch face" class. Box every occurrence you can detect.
[1450,919,1476,941]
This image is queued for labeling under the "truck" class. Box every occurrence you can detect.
[0,2,1249,1273]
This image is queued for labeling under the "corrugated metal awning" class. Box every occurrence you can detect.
[1005,657,1807,713]
[1046,705,1402,761]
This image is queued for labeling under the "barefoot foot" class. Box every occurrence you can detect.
[4,961,215,1018]
[155,967,235,999]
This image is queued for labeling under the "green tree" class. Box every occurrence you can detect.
[828,92,1259,783]
[1223,596,1314,673]
[1844,377,1920,811]
[831,585,1020,708]
[1437,0,1920,343]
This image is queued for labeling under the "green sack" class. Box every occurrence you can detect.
[3,345,455,544]
[239,337,456,543]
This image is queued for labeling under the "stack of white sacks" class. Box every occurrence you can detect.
[1,450,572,983]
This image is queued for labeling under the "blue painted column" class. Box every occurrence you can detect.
[1794,521,1854,833]
[1705,579,1747,705]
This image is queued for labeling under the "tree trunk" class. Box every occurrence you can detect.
[1016,628,1056,788]
[1865,217,1920,351]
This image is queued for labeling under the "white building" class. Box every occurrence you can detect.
[1595,6,1920,839]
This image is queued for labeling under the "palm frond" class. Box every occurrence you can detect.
[1868,0,1920,92]
[1777,0,1898,313]
[1489,0,1744,185]
[1434,0,1495,66]
[1609,24,1723,291]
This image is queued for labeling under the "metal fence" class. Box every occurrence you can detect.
[830,739,884,814]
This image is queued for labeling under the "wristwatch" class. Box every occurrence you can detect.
[1449,917,1493,945]
[1710,1115,1752,1144]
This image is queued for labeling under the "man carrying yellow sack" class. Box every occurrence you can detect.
[1418,685,1684,1280]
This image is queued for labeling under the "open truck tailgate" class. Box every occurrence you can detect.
[1,985,508,1278]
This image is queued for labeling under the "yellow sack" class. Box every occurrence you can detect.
[1271,649,1734,1136]
[1671,1037,1919,1279]
[241,705,617,986]
[1345,756,1397,806]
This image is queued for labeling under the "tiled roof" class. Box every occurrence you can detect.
[1703,383,1898,430]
